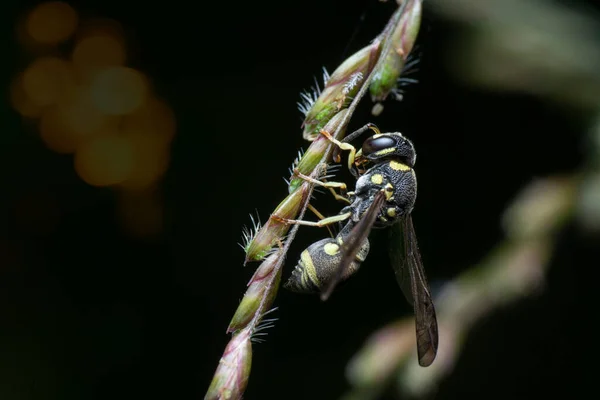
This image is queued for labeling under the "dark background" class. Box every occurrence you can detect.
[1,0,597,399]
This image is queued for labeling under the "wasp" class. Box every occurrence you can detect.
[278,123,438,367]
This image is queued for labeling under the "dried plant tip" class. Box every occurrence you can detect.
[229,252,283,332]
[302,43,381,141]
[205,329,252,400]
[369,0,422,103]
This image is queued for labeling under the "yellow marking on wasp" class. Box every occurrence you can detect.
[371,174,384,185]
[389,160,411,171]
[375,147,395,157]
[384,183,394,200]
[379,216,388,222]
[300,250,320,287]
[323,242,340,256]
[372,133,382,139]
[300,269,308,288]
[387,208,397,217]
[336,236,344,245]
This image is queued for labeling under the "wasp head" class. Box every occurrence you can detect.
[356,132,416,168]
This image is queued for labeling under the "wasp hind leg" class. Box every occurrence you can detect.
[274,211,352,228]
[307,204,336,238]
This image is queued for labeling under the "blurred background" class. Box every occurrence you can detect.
[1,0,598,399]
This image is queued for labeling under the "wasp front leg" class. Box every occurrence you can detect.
[319,129,357,174]
[292,168,350,204]
[321,123,381,178]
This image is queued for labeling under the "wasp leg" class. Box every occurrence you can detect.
[320,129,357,174]
[293,168,350,204]
[320,123,381,177]
[307,204,335,238]
[274,211,352,228]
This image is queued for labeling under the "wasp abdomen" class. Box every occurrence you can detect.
[284,236,370,293]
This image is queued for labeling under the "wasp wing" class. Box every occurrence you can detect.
[320,190,386,301]
[389,215,438,367]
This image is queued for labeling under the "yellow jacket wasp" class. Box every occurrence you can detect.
[279,123,439,367]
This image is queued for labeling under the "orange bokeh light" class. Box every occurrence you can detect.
[122,97,177,144]
[39,106,82,154]
[75,135,135,187]
[117,97,176,189]
[89,67,148,115]
[10,74,44,118]
[26,1,78,45]
[22,57,75,107]
[58,87,119,137]
[38,86,119,154]
[119,140,170,190]
[72,35,126,76]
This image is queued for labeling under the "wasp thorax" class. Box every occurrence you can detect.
[284,236,370,293]
[361,133,416,167]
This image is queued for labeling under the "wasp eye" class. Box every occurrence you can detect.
[362,136,396,155]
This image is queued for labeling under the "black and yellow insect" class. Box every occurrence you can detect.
[281,124,439,367]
